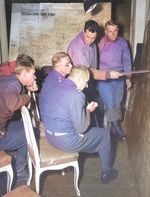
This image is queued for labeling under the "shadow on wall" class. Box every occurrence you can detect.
[118,23,124,38]
[96,25,105,44]
[91,3,107,43]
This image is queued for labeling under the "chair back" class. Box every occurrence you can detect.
[28,91,41,128]
[21,106,40,167]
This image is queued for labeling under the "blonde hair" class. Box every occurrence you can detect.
[52,52,69,68]
[14,61,33,75]
[105,20,118,27]
[69,65,90,81]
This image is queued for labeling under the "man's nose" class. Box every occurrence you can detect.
[88,39,92,43]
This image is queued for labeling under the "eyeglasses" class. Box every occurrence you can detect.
[58,62,73,68]
[67,62,73,68]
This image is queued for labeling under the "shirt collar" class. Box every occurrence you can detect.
[63,78,77,89]
[12,73,21,83]
[52,69,64,81]
[106,36,119,44]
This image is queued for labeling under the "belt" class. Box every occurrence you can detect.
[47,129,68,136]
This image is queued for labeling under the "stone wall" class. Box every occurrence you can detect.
[126,19,150,197]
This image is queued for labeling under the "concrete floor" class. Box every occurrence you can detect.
[29,126,140,197]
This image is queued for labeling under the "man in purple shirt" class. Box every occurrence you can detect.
[42,65,118,185]
[39,52,73,120]
[67,20,122,128]
[67,20,121,80]
[97,20,132,141]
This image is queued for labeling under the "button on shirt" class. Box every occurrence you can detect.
[98,36,131,73]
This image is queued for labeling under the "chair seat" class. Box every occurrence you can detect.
[21,106,80,195]
[3,185,41,197]
[39,137,79,168]
[0,151,12,168]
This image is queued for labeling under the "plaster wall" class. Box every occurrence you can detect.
[130,0,149,59]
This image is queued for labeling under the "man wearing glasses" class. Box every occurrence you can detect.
[39,52,73,118]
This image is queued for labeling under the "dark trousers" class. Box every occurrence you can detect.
[46,127,111,172]
[0,121,27,172]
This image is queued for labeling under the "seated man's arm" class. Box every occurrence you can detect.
[69,93,90,134]
[3,83,31,112]
[26,80,38,92]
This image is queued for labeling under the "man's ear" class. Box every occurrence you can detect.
[55,64,60,72]
[21,69,27,78]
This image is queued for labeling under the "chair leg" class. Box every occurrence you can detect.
[35,170,41,194]
[61,169,65,176]
[73,163,80,196]
[6,165,14,192]
[27,156,32,186]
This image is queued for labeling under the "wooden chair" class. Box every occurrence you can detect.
[0,151,13,192]
[21,106,80,196]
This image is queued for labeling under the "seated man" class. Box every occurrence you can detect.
[39,52,73,118]
[40,65,118,184]
[0,56,37,189]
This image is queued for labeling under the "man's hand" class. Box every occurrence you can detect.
[26,81,38,92]
[126,79,132,90]
[110,71,123,79]
[86,101,98,112]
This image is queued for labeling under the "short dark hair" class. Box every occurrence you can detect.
[105,20,118,27]
[14,60,33,75]
[84,20,99,33]
[16,54,34,66]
